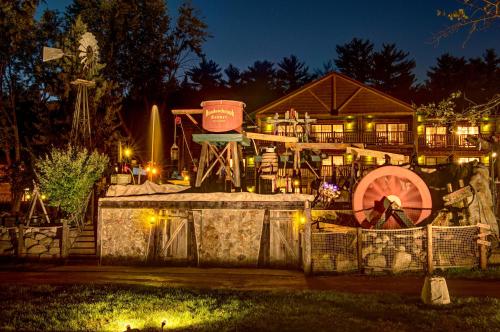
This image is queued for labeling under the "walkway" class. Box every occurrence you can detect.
[0,265,499,298]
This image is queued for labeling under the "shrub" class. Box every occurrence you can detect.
[37,145,108,224]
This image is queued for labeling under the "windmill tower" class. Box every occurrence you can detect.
[43,31,100,147]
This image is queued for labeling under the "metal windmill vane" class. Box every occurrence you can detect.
[43,31,100,147]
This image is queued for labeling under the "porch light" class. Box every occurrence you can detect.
[149,215,157,225]
[41,194,47,200]
[493,152,497,158]
[293,179,300,187]
[183,175,190,182]
[124,148,132,158]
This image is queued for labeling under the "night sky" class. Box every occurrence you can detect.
[39,0,500,81]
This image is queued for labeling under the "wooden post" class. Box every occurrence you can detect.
[426,224,434,275]
[357,227,363,271]
[303,200,312,275]
[195,142,208,187]
[17,224,25,257]
[231,141,241,188]
[479,225,488,270]
[61,219,69,258]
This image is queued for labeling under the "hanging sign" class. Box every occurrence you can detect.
[201,100,245,132]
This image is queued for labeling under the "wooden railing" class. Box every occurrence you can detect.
[417,134,487,149]
[259,131,414,145]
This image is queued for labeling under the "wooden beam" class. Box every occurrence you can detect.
[195,142,208,187]
[338,87,363,112]
[245,132,298,143]
[231,141,241,188]
[171,109,203,115]
[308,90,330,112]
[185,114,198,125]
[345,147,409,163]
[286,142,354,150]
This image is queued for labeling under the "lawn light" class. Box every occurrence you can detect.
[161,319,167,331]
[41,194,47,200]
[124,147,132,158]
[152,167,158,175]
[493,152,497,158]
[183,175,190,182]
[146,166,151,173]
[300,216,306,224]
[293,179,300,187]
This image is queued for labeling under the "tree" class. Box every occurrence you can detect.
[434,0,500,45]
[426,54,468,102]
[37,145,108,226]
[241,60,279,110]
[312,60,334,79]
[372,43,416,101]
[224,64,241,89]
[334,38,374,83]
[187,58,223,91]
[276,55,311,94]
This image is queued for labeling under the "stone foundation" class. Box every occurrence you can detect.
[98,192,311,267]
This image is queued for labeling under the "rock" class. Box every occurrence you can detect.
[49,247,61,255]
[39,237,53,246]
[392,251,412,272]
[336,254,357,272]
[24,238,38,248]
[40,253,55,259]
[35,233,46,240]
[421,276,451,305]
[27,244,47,255]
[51,239,60,248]
[366,253,386,268]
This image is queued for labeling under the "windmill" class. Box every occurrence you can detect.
[43,32,100,147]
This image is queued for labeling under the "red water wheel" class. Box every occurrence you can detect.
[352,166,432,229]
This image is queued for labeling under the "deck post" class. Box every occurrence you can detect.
[426,224,434,274]
[303,200,312,275]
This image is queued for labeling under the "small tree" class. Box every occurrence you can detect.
[36,145,108,226]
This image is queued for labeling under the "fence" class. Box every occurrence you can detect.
[0,220,74,259]
[303,221,486,275]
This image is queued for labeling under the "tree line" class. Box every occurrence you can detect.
[1,0,499,210]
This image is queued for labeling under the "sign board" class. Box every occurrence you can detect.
[477,223,491,229]
[477,239,491,246]
[201,100,245,132]
[442,185,473,206]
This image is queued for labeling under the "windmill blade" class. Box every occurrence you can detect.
[42,47,64,62]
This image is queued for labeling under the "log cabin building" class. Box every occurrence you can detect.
[174,72,497,195]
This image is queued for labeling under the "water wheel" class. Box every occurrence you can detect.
[352,166,432,229]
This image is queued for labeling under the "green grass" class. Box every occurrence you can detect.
[0,284,499,331]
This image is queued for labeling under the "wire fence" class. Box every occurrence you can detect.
[309,225,481,274]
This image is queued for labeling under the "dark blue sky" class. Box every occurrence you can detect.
[40,0,500,82]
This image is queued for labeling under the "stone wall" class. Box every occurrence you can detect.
[0,225,77,259]
[98,194,310,267]
[23,226,61,258]
[193,209,264,266]
[0,227,15,255]
[100,208,153,264]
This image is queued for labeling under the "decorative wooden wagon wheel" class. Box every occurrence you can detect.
[352,166,432,229]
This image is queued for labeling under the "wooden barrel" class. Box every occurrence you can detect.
[260,151,278,173]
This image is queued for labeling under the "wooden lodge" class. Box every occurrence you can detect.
[173,72,499,195]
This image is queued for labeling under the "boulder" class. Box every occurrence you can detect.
[392,251,412,272]
[421,276,451,305]
[35,233,47,240]
[336,254,357,272]
[39,237,53,246]
[366,253,386,268]
[24,238,38,248]
[49,247,61,255]
[27,244,47,255]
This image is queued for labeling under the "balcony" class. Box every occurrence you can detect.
[417,133,487,150]
[308,131,414,146]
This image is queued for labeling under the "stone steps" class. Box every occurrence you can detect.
[68,224,96,259]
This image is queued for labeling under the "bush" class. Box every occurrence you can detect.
[37,145,108,223]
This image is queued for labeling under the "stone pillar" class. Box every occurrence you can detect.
[303,201,312,275]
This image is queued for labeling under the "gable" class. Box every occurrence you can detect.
[253,72,414,118]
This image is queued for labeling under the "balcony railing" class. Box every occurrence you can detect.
[417,134,487,149]
[302,131,414,145]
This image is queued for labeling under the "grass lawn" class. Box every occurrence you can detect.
[0,284,499,331]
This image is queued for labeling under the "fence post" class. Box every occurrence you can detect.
[61,219,69,258]
[426,224,434,274]
[17,224,25,257]
[303,200,312,276]
[357,227,363,271]
[479,225,488,270]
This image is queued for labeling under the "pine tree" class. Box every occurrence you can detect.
[276,55,311,94]
[334,38,374,83]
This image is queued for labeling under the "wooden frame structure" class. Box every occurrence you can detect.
[192,134,250,188]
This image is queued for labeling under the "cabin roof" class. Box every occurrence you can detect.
[252,72,414,118]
